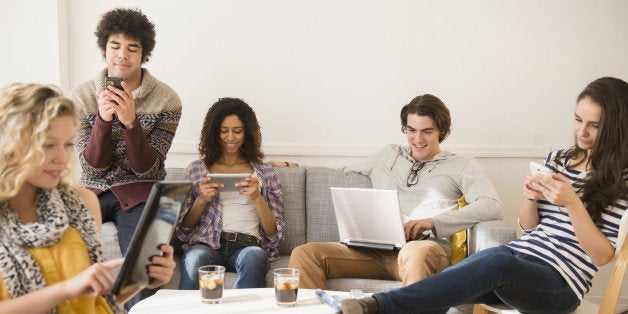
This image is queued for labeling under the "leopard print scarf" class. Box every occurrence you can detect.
[0,187,124,313]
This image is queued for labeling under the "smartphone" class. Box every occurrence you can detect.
[105,76,124,91]
[529,162,553,177]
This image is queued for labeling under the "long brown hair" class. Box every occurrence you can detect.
[558,77,628,224]
[199,98,264,168]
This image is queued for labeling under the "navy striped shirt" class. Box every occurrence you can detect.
[507,150,627,300]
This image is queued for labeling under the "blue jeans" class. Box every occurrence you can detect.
[179,240,269,289]
[99,190,146,255]
[373,246,580,314]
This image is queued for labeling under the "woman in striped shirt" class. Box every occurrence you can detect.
[342,76,628,314]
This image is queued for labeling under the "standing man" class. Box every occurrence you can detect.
[70,7,182,308]
[288,94,502,289]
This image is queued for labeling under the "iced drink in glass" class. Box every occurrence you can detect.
[198,265,225,304]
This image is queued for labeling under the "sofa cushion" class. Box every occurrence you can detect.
[305,167,372,243]
[274,167,307,255]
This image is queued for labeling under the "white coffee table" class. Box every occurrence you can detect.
[130,288,355,313]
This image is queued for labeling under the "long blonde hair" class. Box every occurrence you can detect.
[0,83,78,202]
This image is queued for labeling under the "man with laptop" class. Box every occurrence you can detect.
[288,94,502,289]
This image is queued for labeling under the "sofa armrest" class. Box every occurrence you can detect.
[467,220,516,254]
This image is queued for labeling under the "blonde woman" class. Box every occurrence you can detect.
[0,83,175,313]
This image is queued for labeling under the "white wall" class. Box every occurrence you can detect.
[64,0,628,161]
[0,0,62,85]
[2,0,628,310]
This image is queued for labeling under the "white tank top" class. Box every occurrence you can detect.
[221,171,262,239]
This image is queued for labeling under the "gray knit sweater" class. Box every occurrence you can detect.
[71,68,182,210]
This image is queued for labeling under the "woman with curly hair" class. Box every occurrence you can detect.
[342,77,628,314]
[175,97,285,290]
[0,83,175,313]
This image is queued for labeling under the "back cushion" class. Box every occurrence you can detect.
[165,167,187,181]
[275,167,307,255]
[306,167,372,243]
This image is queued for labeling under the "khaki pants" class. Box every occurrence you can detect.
[288,241,449,289]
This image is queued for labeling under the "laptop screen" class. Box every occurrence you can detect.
[330,187,407,250]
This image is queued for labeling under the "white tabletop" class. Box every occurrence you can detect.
[130,288,353,313]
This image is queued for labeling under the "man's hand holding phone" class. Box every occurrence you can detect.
[98,89,117,123]
[100,77,137,128]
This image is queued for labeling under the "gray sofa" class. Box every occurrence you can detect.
[102,166,517,313]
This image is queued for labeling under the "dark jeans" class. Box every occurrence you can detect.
[373,246,580,314]
[99,190,146,255]
[179,240,269,289]
[98,190,154,310]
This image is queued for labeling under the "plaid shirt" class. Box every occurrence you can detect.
[175,159,285,261]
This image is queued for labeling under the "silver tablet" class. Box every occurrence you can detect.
[210,173,251,193]
[112,181,192,295]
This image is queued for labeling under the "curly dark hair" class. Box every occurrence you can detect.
[400,94,451,143]
[95,8,156,62]
[556,77,628,225]
[199,98,264,168]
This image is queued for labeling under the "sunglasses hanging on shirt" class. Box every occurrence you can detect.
[407,161,425,187]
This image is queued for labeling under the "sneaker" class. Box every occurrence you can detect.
[341,297,379,314]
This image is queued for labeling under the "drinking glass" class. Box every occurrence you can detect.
[198,265,225,304]
[273,268,300,307]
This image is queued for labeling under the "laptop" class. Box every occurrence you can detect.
[330,187,417,251]
[112,181,192,295]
